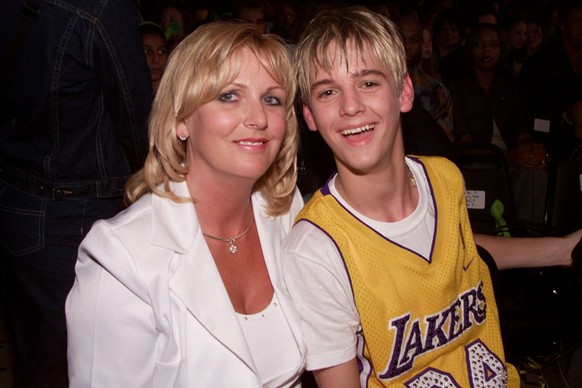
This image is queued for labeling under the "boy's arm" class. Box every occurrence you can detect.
[281,222,360,372]
[313,358,360,388]
[474,229,582,269]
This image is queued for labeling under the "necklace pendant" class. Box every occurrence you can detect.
[228,239,238,254]
[202,218,254,254]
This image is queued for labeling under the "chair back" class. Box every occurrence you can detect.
[455,143,516,235]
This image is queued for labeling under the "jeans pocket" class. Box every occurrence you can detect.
[0,183,46,257]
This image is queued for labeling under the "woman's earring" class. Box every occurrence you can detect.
[178,135,187,141]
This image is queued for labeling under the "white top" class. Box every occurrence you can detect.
[66,182,306,387]
[329,158,434,259]
[281,158,435,371]
[238,293,303,388]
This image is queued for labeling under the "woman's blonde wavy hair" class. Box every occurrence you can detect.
[295,6,408,104]
[125,21,299,216]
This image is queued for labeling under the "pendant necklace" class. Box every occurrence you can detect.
[203,218,254,254]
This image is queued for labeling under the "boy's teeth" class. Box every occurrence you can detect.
[341,124,374,136]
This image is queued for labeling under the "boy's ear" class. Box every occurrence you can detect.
[302,104,319,132]
[399,74,414,113]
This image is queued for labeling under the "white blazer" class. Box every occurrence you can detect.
[66,181,306,387]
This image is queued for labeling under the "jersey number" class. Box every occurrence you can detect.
[404,340,508,387]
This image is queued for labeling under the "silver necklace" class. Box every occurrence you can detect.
[203,218,254,254]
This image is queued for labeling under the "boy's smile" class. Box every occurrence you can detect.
[302,40,414,176]
[340,123,375,136]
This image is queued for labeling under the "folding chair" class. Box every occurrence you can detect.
[454,143,517,236]
[543,157,582,234]
[455,143,569,365]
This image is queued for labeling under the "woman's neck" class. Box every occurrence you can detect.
[186,172,255,235]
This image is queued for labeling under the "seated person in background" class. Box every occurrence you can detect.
[158,2,193,51]
[500,15,528,79]
[271,1,298,44]
[450,23,546,170]
[450,23,549,223]
[140,22,168,94]
[525,16,544,58]
[471,3,498,25]
[282,6,522,387]
[432,9,467,87]
[234,0,268,34]
[432,9,463,63]
[396,11,454,141]
[420,25,439,78]
[519,0,582,159]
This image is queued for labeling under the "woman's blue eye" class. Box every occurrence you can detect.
[219,93,237,102]
[264,96,282,105]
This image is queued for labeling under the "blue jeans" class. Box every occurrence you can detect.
[0,181,122,388]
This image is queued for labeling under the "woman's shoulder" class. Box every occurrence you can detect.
[76,193,162,307]
[80,194,155,263]
[95,193,155,234]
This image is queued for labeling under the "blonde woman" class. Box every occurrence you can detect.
[66,21,305,387]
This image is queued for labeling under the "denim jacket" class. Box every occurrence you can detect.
[0,0,152,199]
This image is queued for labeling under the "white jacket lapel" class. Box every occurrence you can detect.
[150,181,257,373]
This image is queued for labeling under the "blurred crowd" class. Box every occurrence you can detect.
[136,0,582,224]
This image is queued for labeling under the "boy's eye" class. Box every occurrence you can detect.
[318,89,335,98]
[362,81,377,88]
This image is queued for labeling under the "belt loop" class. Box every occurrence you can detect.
[53,188,74,199]
[0,163,126,198]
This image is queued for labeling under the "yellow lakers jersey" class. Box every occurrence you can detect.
[296,156,520,387]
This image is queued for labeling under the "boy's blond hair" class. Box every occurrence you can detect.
[125,21,299,216]
[295,6,407,103]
